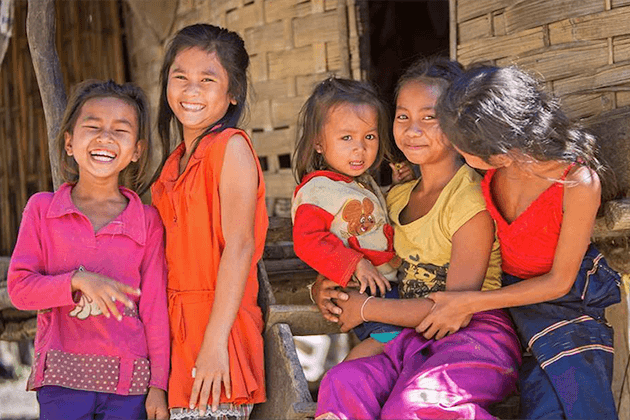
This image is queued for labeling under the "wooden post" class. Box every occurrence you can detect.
[26,0,66,189]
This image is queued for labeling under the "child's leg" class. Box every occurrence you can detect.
[94,392,146,420]
[344,337,384,361]
[37,386,95,420]
[380,311,521,420]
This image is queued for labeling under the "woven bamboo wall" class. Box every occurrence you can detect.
[126,0,363,216]
[452,0,630,121]
[0,0,127,256]
[451,1,630,415]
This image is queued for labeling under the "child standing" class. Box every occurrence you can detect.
[291,77,403,360]
[424,65,622,419]
[151,24,267,419]
[8,80,169,420]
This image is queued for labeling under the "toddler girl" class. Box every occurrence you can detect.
[151,24,268,419]
[8,80,169,420]
[291,77,403,360]
[424,64,622,419]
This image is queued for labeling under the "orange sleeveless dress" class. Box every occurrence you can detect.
[151,128,268,408]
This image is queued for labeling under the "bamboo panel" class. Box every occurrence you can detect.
[293,10,338,47]
[549,6,630,45]
[249,53,269,82]
[245,20,286,54]
[457,0,515,23]
[617,91,630,107]
[268,45,315,79]
[614,36,630,62]
[497,41,609,81]
[265,172,298,198]
[613,0,630,7]
[271,96,307,128]
[458,27,545,64]
[458,14,492,43]
[503,0,604,34]
[296,73,331,96]
[250,99,273,131]
[264,0,311,23]
[226,1,264,32]
[250,127,296,157]
[493,12,507,37]
[558,92,615,119]
[553,62,630,96]
[253,78,291,101]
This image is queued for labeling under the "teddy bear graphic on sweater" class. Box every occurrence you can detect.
[342,197,382,237]
[68,293,103,320]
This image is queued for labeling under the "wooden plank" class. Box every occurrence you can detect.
[493,11,507,36]
[553,62,630,96]
[266,304,341,335]
[506,41,608,81]
[617,90,630,107]
[549,6,630,45]
[612,0,630,6]
[293,10,338,47]
[253,78,290,101]
[268,45,315,79]
[271,96,307,127]
[504,0,604,34]
[457,0,515,24]
[457,27,545,65]
[458,14,492,43]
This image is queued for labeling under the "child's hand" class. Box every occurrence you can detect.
[390,161,415,185]
[70,270,140,321]
[416,291,474,340]
[310,274,360,323]
[354,258,391,296]
[189,342,231,416]
[336,289,369,332]
[146,387,168,419]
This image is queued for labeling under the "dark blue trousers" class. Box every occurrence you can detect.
[37,385,147,420]
[504,245,621,420]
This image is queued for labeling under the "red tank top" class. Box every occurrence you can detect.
[481,163,575,279]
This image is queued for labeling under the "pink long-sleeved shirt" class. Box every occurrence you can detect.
[8,183,169,395]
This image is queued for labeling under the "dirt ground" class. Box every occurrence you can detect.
[0,342,37,420]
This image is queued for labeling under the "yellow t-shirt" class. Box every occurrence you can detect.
[387,164,501,299]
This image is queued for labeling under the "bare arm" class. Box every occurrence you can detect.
[419,167,601,335]
[189,134,259,415]
[336,210,495,333]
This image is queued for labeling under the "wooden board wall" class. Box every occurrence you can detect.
[0,0,127,256]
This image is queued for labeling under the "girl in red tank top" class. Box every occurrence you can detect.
[418,65,621,420]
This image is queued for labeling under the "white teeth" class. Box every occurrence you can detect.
[90,150,116,161]
[181,102,204,111]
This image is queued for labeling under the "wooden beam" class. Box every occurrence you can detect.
[26,0,66,189]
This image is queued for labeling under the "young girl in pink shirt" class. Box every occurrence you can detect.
[8,80,169,420]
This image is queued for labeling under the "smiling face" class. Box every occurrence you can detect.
[316,103,380,178]
[393,81,456,166]
[64,97,142,185]
[167,47,236,143]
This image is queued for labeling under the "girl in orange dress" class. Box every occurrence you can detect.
[151,24,268,420]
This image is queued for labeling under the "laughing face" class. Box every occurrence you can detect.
[166,47,236,143]
[64,97,142,185]
[316,103,380,178]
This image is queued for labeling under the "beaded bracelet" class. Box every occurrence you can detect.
[360,295,375,322]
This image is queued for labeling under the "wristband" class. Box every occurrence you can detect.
[360,295,374,322]
[307,282,316,304]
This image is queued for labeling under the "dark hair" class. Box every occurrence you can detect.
[292,77,392,182]
[395,56,464,103]
[436,65,603,174]
[157,23,249,153]
[56,79,152,193]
